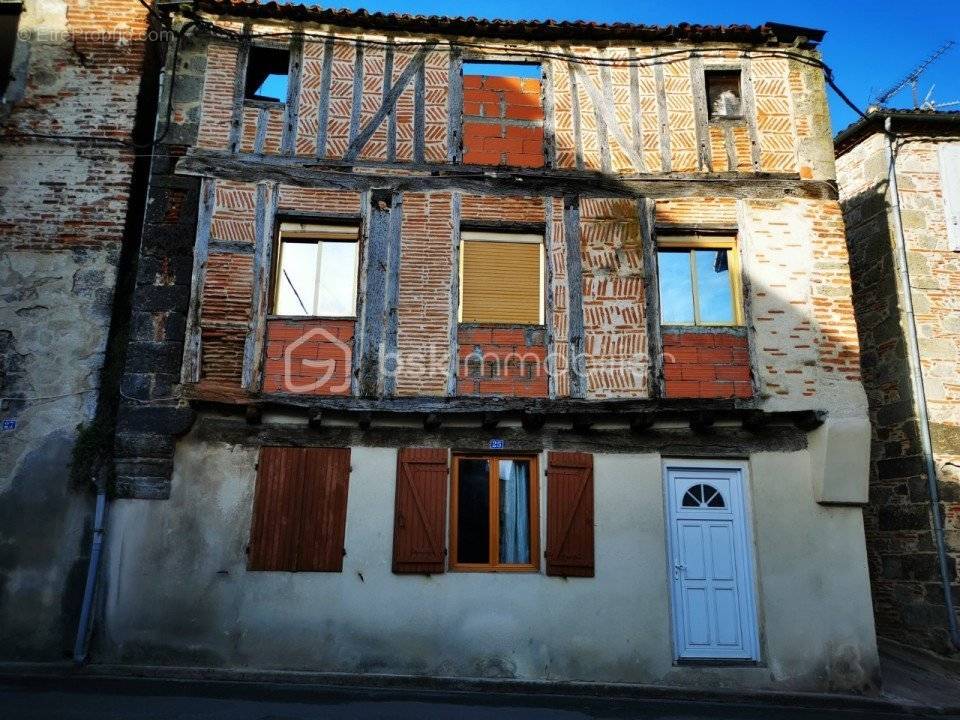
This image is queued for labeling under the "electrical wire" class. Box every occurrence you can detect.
[0,3,873,155]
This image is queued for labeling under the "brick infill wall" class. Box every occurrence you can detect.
[263,319,355,395]
[457,325,548,397]
[662,329,753,399]
[462,75,544,168]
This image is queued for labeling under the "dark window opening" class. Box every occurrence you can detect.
[682,483,726,509]
[245,45,289,102]
[452,455,539,570]
[706,70,742,120]
[0,3,23,101]
[456,458,491,564]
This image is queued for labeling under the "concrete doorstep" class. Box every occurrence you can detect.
[0,660,945,716]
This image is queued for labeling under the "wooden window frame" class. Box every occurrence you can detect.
[656,235,745,327]
[449,453,540,573]
[458,230,545,326]
[704,67,744,122]
[270,221,361,320]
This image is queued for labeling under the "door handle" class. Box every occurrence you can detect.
[673,562,686,580]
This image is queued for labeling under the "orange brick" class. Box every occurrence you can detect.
[504,105,545,121]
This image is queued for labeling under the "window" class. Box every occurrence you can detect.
[245,45,289,102]
[450,455,539,571]
[657,236,743,326]
[462,61,544,167]
[459,231,544,325]
[705,70,742,120]
[682,483,726,509]
[0,2,23,102]
[248,447,351,572]
[272,222,359,317]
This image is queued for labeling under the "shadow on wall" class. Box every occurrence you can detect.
[0,431,94,660]
[841,178,957,653]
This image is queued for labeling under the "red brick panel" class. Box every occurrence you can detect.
[277,186,363,214]
[655,197,738,227]
[580,198,648,399]
[262,319,355,396]
[198,253,254,388]
[395,192,454,396]
[210,180,257,246]
[460,194,545,223]
[807,200,862,383]
[197,43,239,150]
[200,326,246,386]
[457,326,548,398]
[463,75,544,168]
[201,253,253,326]
[662,331,753,399]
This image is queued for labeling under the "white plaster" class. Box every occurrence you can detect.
[100,436,879,692]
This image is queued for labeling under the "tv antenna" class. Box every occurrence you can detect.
[873,40,956,108]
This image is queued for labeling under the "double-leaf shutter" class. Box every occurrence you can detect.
[352,447,595,577]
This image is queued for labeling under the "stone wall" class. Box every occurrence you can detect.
[837,127,960,653]
[0,0,151,659]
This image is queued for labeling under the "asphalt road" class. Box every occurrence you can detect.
[0,678,954,720]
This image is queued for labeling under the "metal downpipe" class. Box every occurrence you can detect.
[73,486,107,664]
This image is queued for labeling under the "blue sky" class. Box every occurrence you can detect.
[303,0,959,133]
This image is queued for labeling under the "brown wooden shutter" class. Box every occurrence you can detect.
[297,447,351,572]
[248,446,351,572]
[546,451,595,577]
[248,446,304,571]
[392,448,448,574]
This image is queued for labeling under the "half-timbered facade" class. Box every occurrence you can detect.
[101,1,879,692]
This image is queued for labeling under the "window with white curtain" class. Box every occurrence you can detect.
[450,454,539,571]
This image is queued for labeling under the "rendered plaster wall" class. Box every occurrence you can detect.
[99,435,878,692]
[0,0,148,659]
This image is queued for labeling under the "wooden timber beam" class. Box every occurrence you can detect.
[177,150,839,201]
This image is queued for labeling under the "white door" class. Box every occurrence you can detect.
[665,463,759,661]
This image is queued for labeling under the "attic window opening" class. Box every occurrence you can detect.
[462,61,541,78]
[461,60,544,168]
[245,45,290,103]
[706,69,742,120]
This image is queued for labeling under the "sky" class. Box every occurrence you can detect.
[301,0,960,133]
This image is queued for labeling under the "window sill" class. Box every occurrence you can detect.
[707,115,745,123]
[459,322,546,329]
[449,565,540,573]
[244,98,286,109]
[674,658,762,668]
[268,315,358,321]
[661,324,746,334]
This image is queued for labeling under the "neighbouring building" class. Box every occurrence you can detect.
[0,0,157,659]
[836,110,960,655]
[5,0,880,692]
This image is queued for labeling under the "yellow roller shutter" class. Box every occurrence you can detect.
[460,236,543,324]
